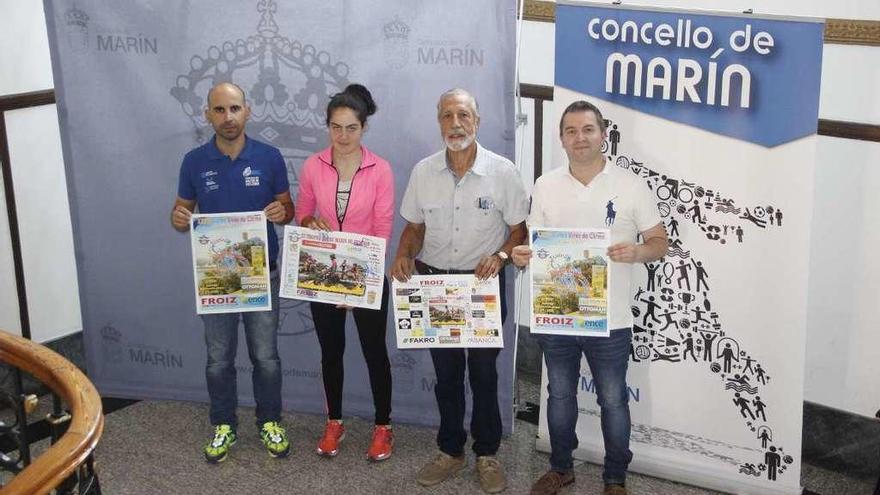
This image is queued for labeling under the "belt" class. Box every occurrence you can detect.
[414,259,474,275]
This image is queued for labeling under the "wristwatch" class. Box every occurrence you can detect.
[494,251,509,264]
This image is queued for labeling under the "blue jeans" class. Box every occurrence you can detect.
[201,274,281,428]
[429,347,502,457]
[424,267,508,457]
[536,328,633,485]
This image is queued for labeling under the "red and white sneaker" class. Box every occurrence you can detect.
[316,420,345,457]
[367,425,394,461]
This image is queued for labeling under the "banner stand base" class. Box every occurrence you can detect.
[536,438,803,495]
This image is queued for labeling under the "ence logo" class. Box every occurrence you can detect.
[243,295,268,305]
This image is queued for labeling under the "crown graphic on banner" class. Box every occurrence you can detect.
[383,17,410,40]
[65,4,89,27]
[100,325,121,342]
[390,352,417,370]
[170,0,351,155]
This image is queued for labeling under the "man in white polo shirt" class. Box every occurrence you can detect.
[391,88,528,494]
[512,101,668,495]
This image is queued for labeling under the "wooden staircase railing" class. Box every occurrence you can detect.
[0,330,103,495]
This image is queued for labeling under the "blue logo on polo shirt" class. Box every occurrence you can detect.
[606,198,617,226]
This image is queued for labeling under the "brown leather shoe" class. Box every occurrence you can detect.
[416,451,465,486]
[529,470,575,495]
[604,483,628,495]
[475,456,507,493]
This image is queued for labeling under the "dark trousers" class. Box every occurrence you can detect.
[309,277,392,425]
[418,261,508,456]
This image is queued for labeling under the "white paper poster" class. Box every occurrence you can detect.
[279,226,386,310]
[392,274,503,349]
[190,212,271,315]
[529,228,611,337]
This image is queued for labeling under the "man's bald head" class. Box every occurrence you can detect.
[206,82,247,107]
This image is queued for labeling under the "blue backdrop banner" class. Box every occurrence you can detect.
[44,0,517,432]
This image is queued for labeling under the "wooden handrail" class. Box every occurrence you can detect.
[0,330,103,495]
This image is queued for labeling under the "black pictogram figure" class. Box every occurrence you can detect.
[640,296,662,326]
[743,355,755,375]
[676,261,692,290]
[740,208,767,228]
[733,392,755,420]
[753,396,767,421]
[759,429,771,448]
[658,310,679,331]
[634,287,645,300]
[645,262,659,291]
[682,333,697,361]
[692,306,710,325]
[765,446,781,481]
[701,332,717,362]
[652,347,681,362]
[687,201,704,224]
[729,373,751,387]
[720,342,738,373]
[609,124,621,156]
[693,260,709,291]
[668,217,679,237]
[755,364,767,384]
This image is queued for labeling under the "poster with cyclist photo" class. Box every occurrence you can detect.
[279,226,386,309]
[190,211,271,315]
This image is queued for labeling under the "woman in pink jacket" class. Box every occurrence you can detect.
[295,84,395,461]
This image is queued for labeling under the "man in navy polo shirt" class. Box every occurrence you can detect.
[170,82,294,463]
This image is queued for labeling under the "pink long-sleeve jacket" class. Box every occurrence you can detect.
[295,145,395,241]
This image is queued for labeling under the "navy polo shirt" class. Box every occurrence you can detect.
[178,135,289,263]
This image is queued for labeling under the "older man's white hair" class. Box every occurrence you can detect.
[436,88,480,119]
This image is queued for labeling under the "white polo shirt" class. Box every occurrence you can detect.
[400,143,529,270]
[528,163,662,330]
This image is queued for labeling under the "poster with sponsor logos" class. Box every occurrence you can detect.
[279,226,386,310]
[190,212,271,315]
[529,227,611,337]
[392,275,503,348]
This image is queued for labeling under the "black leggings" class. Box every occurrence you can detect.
[309,278,392,425]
